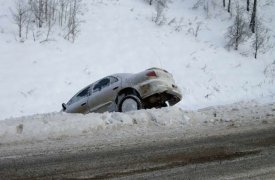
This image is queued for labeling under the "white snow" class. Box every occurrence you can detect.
[0,107,187,144]
[0,102,274,145]
[0,0,275,120]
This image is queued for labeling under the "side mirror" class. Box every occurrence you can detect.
[62,103,67,111]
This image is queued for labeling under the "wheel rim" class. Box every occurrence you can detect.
[121,98,138,112]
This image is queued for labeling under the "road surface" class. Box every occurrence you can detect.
[0,102,275,179]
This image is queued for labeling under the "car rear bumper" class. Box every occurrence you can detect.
[137,80,182,103]
[164,89,182,106]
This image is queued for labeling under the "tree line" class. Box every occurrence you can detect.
[147,0,270,59]
[11,0,82,42]
[225,0,269,59]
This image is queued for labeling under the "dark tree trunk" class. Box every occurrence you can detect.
[254,35,258,59]
[38,0,43,28]
[223,0,225,8]
[149,0,153,5]
[247,0,250,11]
[45,0,48,22]
[227,0,231,13]
[19,14,22,38]
[250,0,257,33]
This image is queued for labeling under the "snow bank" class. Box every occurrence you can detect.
[0,107,187,144]
[1,102,274,146]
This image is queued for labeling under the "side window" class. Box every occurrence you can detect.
[68,86,90,105]
[93,78,110,92]
[76,87,90,98]
[109,76,119,84]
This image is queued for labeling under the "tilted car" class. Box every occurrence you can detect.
[62,68,182,113]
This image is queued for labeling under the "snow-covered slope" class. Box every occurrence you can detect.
[0,0,274,120]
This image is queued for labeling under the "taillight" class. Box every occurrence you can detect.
[146,71,157,77]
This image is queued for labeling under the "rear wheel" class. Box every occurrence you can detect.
[118,95,142,112]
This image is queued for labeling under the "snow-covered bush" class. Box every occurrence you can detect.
[151,0,168,26]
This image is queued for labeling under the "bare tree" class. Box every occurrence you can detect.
[39,0,44,27]
[203,0,210,18]
[44,0,56,41]
[226,4,248,50]
[24,8,33,39]
[227,0,231,13]
[149,0,153,5]
[44,0,48,22]
[29,0,43,28]
[194,22,202,37]
[59,0,67,27]
[247,0,250,11]
[65,0,82,42]
[250,0,257,33]
[223,0,225,8]
[251,18,269,59]
[11,0,29,38]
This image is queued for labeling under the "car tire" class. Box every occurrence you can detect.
[118,94,143,112]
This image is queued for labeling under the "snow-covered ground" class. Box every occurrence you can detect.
[0,0,275,120]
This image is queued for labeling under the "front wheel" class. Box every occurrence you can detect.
[118,95,143,112]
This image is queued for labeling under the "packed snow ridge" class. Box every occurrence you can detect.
[1,101,274,145]
[0,107,187,144]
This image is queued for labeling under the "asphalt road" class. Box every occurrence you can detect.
[1,125,275,179]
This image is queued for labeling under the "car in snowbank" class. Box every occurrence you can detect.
[62,68,182,113]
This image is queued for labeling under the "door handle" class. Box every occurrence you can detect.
[81,103,87,106]
[113,87,118,90]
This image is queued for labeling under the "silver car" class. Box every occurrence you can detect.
[62,68,182,113]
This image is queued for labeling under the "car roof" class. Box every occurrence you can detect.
[111,73,133,80]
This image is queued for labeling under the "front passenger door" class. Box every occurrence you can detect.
[67,86,91,113]
[88,76,120,112]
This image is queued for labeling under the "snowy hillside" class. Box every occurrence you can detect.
[0,0,275,120]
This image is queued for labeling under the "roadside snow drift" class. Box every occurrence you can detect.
[0,107,187,144]
[1,102,274,145]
